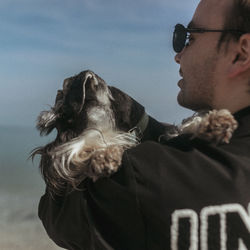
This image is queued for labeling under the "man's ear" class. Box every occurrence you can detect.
[228,34,250,78]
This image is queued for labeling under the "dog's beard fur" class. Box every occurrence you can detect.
[32,70,148,195]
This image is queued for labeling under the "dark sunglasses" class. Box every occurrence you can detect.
[173,23,245,53]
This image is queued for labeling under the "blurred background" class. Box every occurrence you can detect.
[0,0,199,249]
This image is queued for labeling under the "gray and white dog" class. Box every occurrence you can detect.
[32,70,238,195]
[32,70,173,194]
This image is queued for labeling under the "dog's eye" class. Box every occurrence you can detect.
[71,102,81,111]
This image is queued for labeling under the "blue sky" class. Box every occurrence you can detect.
[0,0,200,127]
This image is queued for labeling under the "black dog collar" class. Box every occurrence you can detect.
[129,112,149,140]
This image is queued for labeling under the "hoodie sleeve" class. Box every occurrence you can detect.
[38,151,146,250]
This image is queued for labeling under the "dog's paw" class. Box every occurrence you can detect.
[89,145,124,181]
[184,109,238,144]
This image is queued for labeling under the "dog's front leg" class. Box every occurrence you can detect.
[89,145,124,181]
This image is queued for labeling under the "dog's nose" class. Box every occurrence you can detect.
[92,75,98,86]
[85,74,101,93]
[85,72,99,87]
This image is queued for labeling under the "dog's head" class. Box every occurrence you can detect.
[37,70,145,142]
[37,71,114,141]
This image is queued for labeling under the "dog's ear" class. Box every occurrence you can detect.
[36,110,58,136]
[109,86,145,130]
[36,89,64,135]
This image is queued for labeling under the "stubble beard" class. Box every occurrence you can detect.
[177,54,218,112]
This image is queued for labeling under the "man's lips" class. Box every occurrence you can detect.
[178,78,184,89]
[179,69,183,77]
[177,69,184,88]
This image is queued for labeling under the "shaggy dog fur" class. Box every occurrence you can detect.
[32,70,238,195]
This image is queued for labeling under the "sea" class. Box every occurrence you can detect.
[0,125,62,250]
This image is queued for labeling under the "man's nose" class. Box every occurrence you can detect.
[174,50,183,64]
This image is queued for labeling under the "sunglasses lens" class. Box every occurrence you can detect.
[173,24,187,53]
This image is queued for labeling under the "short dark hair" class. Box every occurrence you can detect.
[218,0,250,50]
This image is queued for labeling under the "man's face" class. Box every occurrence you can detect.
[175,0,232,111]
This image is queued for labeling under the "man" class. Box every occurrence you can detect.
[38,0,250,249]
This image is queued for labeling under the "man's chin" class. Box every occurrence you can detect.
[177,93,211,111]
[177,92,199,111]
[177,91,187,108]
